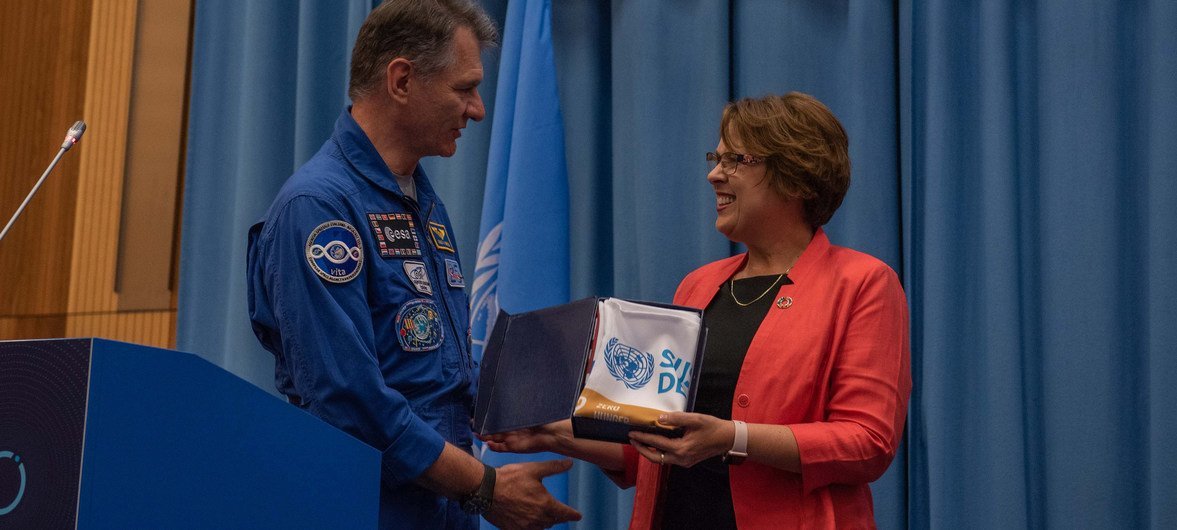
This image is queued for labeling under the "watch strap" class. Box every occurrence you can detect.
[460,463,496,514]
[724,420,748,465]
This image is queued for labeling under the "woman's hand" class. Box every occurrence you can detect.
[628,412,735,468]
[481,419,628,474]
[479,419,572,455]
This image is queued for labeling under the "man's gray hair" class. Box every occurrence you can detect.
[349,0,499,101]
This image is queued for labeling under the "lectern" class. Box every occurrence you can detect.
[0,338,378,529]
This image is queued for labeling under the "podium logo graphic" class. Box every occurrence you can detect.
[604,338,654,390]
[0,451,26,516]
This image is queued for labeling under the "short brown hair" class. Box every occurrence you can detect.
[720,92,851,228]
[348,0,499,101]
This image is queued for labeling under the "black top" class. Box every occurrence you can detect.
[659,273,790,530]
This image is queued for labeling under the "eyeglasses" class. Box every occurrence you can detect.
[705,151,766,175]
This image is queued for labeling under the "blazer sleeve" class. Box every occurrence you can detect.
[788,264,912,494]
[598,444,641,489]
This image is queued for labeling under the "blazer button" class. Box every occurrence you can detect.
[736,394,750,408]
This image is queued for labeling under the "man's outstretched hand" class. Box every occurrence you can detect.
[483,459,581,530]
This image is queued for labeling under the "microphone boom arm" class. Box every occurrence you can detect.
[0,121,87,244]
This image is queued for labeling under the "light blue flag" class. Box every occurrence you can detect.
[471,0,571,526]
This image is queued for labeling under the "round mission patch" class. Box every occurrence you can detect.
[396,298,445,352]
[305,220,363,283]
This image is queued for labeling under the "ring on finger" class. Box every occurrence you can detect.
[659,451,665,465]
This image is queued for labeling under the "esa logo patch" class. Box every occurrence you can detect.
[603,337,654,390]
[368,213,421,258]
[305,220,363,283]
[396,299,445,352]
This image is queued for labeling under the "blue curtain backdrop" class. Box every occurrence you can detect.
[472,0,573,527]
[902,1,1177,527]
[179,1,1177,528]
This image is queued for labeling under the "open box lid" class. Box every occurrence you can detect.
[473,297,599,436]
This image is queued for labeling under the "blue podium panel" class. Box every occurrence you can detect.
[0,338,379,529]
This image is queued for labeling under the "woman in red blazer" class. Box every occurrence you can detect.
[484,92,911,529]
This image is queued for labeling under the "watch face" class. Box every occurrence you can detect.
[461,495,492,515]
[462,463,495,514]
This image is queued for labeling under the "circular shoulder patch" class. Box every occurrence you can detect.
[396,298,445,352]
[305,220,363,283]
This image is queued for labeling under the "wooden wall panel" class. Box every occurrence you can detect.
[117,0,193,311]
[67,0,138,315]
[65,310,175,349]
[0,316,68,341]
[1,0,192,350]
[0,2,92,318]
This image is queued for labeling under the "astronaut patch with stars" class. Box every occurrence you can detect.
[396,298,445,352]
[305,220,363,283]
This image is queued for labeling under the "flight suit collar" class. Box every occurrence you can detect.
[332,107,439,212]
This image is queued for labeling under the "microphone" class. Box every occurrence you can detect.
[61,121,87,151]
[0,121,88,244]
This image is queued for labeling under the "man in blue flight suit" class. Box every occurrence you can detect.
[246,1,579,528]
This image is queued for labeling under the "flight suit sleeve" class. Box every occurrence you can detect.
[256,194,446,484]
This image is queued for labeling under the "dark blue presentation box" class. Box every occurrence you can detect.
[473,297,707,444]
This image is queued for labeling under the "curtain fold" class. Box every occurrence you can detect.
[179,0,375,384]
[1144,5,1177,528]
[906,0,1177,527]
[607,1,732,301]
[180,1,1177,527]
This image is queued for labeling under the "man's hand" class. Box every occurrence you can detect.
[483,459,581,530]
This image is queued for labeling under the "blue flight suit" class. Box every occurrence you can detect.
[247,108,477,529]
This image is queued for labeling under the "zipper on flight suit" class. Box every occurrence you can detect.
[406,198,476,379]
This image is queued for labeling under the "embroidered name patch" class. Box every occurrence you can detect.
[305,220,363,283]
[396,299,444,352]
[368,213,421,257]
[427,221,455,253]
[402,260,433,295]
[444,258,464,288]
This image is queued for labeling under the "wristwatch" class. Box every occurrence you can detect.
[723,420,748,465]
[460,463,496,515]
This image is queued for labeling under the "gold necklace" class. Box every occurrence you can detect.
[729,267,790,307]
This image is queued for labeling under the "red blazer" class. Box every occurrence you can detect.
[615,229,911,529]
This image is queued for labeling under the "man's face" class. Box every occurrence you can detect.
[408,26,486,158]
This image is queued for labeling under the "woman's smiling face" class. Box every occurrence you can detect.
[706,135,791,244]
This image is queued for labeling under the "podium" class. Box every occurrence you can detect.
[0,338,378,529]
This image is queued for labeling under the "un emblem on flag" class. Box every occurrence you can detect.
[604,337,654,390]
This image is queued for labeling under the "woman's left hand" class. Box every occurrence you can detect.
[628,412,735,468]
